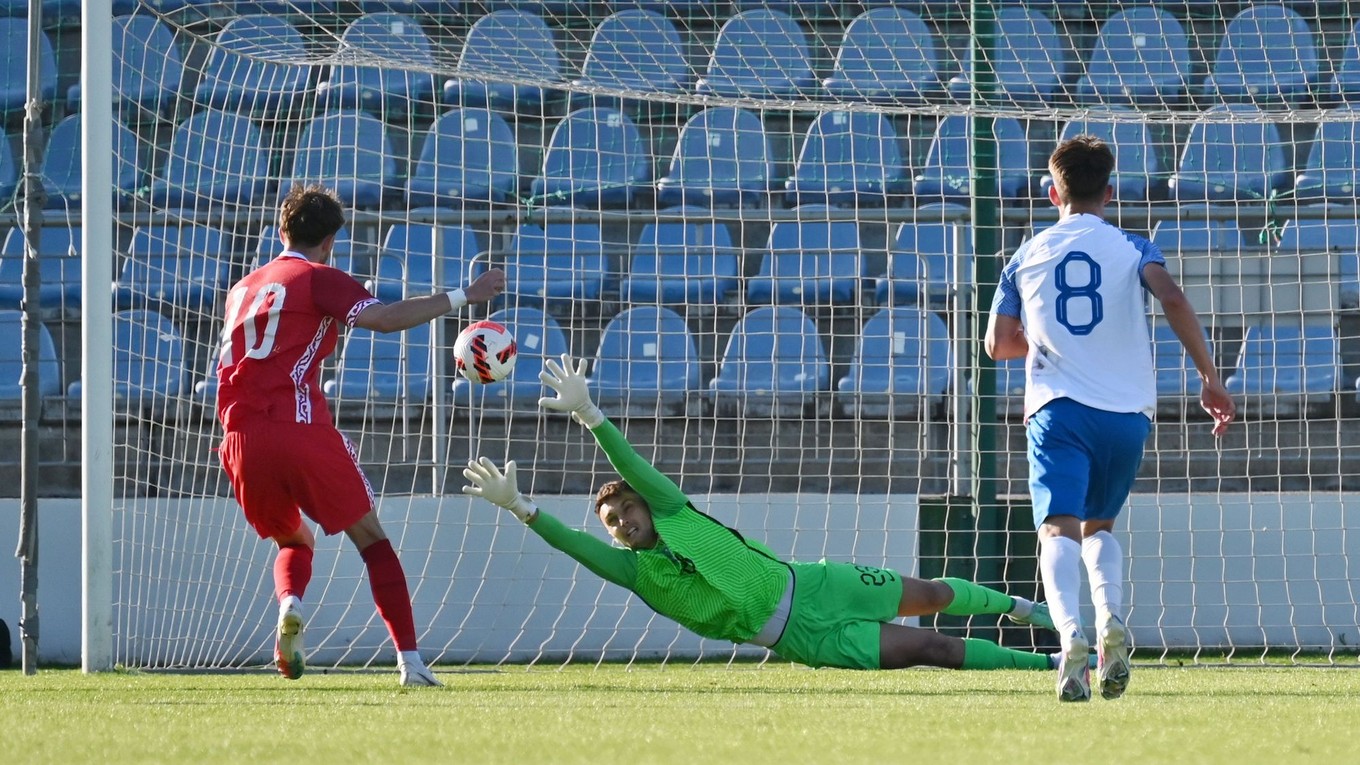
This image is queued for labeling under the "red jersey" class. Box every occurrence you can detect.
[215,252,378,430]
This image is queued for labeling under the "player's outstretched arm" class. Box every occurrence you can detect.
[462,457,538,523]
[538,354,606,428]
[1143,263,1236,436]
[354,268,507,333]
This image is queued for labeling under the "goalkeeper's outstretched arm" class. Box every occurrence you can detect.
[461,457,637,589]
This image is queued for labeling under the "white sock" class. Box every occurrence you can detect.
[398,650,425,669]
[279,595,302,615]
[1039,535,1085,646]
[1009,596,1034,620]
[1082,530,1124,624]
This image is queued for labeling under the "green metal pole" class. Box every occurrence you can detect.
[969,1,1006,613]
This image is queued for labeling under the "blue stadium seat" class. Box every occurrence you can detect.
[1224,320,1339,417]
[785,110,909,207]
[1075,7,1192,108]
[605,1,710,15]
[570,9,690,118]
[621,208,739,305]
[368,223,480,303]
[708,305,830,418]
[837,306,949,419]
[1276,218,1360,309]
[695,9,816,99]
[408,108,518,207]
[0,310,60,416]
[117,224,231,311]
[1150,321,1213,414]
[1327,20,1360,104]
[0,130,14,208]
[352,0,459,13]
[194,15,313,113]
[451,306,570,411]
[254,225,364,275]
[1202,5,1321,108]
[324,321,432,408]
[913,115,1032,204]
[947,7,1073,106]
[529,107,650,208]
[1043,115,1164,202]
[40,114,144,210]
[733,0,844,17]
[748,206,863,307]
[1150,215,1247,253]
[656,107,774,208]
[1168,105,1291,202]
[590,305,700,417]
[147,108,272,208]
[822,8,945,105]
[0,226,83,313]
[443,10,564,115]
[67,15,183,119]
[1294,110,1360,202]
[289,110,398,210]
[67,310,187,409]
[494,221,608,307]
[875,203,971,308]
[0,19,56,119]
[318,13,438,121]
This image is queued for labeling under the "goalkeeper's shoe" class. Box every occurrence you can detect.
[399,662,443,687]
[275,603,305,680]
[1007,600,1055,632]
[1056,632,1091,703]
[1097,613,1131,700]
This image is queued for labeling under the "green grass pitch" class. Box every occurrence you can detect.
[3,664,1357,764]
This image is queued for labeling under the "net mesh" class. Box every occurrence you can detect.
[18,1,1359,668]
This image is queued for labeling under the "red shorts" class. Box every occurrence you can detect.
[218,421,375,539]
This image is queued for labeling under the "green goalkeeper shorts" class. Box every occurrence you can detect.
[771,559,903,670]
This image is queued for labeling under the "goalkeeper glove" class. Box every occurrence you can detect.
[461,457,537,524]
[537,354,605,428]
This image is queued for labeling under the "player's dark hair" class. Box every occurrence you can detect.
[1048,135,1115,204]
[595,480,644,513]
[278,183,345,247]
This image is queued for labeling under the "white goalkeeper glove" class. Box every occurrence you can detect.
[538,354,605,428]
[461,457,537,524]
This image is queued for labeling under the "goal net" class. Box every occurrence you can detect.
[49,1,1360,669]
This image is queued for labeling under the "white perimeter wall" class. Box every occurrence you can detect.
[0,494,1357,666]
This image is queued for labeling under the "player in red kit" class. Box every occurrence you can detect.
[215,184,505,685]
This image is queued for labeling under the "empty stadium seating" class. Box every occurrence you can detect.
[837,307,950,419]
[407,107,519,207]
[0,227,83,314]
[444,9,564,114]
[1046,115,1165,201]
[992,356,1025,418]
[116,224,231,312]
[40,114,144,210]
[620,209,740,305]
[655,107,775,208]
[1224,320,1340,417]
[822,8,946,105]
[530,107,650,208]
[1168,105,1292,202]
[1075,7,1192,108]
[590,305,700,417]
[875,203,972,307]
[147,108,272,209]
[708,305,830,418]
[324,321,433,410]
[194,15,313,113]
[291,110,399,210]
[1327,19,1360,104]
[317,12,439,121]
[1277,217,1360,309]
[368,222,481,303]
[67,310,187,413]
[946,7,1073,106]
[913,115,1032,203]
[570,9,690,118]
[492,221,608,307]
[0,19,55,120]
[785,110,909,207]
[0,309,60,418]
[1202,4,1322,108]
[1294,109,1360,201]
[67,14,183,120]
[1150,321,1213,414]
[0,130,13,208]
[695,8,816,99]
[451,306,570,411]
[747,206,863,307]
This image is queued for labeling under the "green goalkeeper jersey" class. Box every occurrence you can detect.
[527,418,791,643]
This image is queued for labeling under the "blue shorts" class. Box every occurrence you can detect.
[1025,398,1151,529]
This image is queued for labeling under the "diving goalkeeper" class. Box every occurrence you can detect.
[462,355,1064,672]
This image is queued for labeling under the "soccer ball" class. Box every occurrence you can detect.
[454,320,518,384]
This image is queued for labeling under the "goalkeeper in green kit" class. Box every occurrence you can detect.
[462,355,1065,672]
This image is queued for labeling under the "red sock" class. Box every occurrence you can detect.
[359,539,418,651]
[274,544,314,602]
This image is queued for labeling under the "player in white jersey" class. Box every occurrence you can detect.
[985,135,1236,702]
